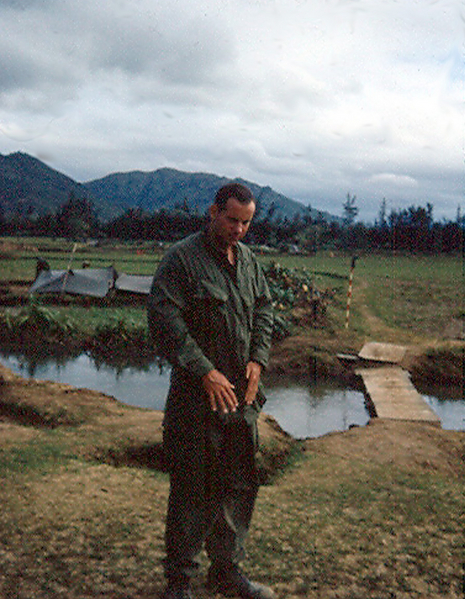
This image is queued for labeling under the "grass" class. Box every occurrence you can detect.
[0,229,464,599]
[249,454,465,598]
[0,236,163,280]
[249,251,464,343]
[0,438,76,475]
[0,460,170,599]
[0,304,148,335]
[1,237,463,347]
[71,306,147,333]
[0,437,463,598]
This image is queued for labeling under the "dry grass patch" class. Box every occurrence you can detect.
[247,424,465,598]
[0,462,169,598]
[0,363,464,598]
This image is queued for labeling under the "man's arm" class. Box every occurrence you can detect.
[249,260,274,369]
[148,251,214,377]
[245,259,274,404]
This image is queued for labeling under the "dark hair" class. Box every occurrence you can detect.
[214,182,255,210]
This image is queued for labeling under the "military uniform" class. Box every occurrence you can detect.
[148,229,274,584]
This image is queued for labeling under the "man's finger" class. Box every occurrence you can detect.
[215,394,228,414]
[244,381,258,405]
[244,361,261,404]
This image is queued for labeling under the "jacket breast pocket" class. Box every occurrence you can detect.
[191,280,229,323]
[198,280,229,304]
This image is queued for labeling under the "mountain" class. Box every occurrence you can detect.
[0,152,101,218]
[84,168,313,221]
[0,151,338,223]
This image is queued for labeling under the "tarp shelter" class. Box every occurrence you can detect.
[114,274,154,295]
[29,267,117,298]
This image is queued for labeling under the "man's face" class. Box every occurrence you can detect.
[210,197,256,248]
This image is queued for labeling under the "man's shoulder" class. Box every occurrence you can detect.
[164,231,204,258]
[237,240,258,263]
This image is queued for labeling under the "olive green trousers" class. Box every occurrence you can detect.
[163,415,260,582]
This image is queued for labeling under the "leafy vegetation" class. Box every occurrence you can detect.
[263,262,333,334]
[0,237,463,360]
[0,299,76,346]
[88,316,154,365]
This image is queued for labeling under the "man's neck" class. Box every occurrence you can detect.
[226,245,235,265]
[207,228,236,265]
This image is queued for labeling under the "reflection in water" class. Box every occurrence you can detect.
[2,352,171,411]
[423,395,465,431]
[264,384,369,439]
[1,352,463,438]
[1,352,366,437]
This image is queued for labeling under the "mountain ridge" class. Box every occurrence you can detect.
[0,151,338,222]
[0,152,101,217]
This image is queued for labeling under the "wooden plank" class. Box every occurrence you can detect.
[358,342,407,364]
[336,353,359,363]
[356,366,441,424]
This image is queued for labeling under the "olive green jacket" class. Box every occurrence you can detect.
[147,230,274,457]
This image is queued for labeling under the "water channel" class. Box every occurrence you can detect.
[1,352,463,439]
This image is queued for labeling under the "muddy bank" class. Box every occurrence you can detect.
[1,334,463,482]
[1,353,464,493]
[1,325,464,388]
[1,352,464,598]
[0,362,296,485]
[268,334,465,388]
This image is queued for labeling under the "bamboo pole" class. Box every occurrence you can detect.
[345,256,358,329]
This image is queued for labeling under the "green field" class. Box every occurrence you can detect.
[0,238,464,599]
[262,251,464,343]
[0,236,463,347]
[0,237,164,279]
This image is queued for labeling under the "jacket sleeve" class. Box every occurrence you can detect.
[249,260,274,369]
[147,250,215,379]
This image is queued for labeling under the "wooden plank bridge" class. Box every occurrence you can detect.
[353,342,441,426]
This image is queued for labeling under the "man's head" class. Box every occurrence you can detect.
[209,183,256,249]
[214,183,255,210]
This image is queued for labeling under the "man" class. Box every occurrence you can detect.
[148,182,274,599]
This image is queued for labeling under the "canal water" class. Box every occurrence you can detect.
[1,352,463,439]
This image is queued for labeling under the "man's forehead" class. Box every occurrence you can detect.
[224,197,256,214]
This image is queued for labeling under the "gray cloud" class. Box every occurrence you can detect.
[0,0,463,221]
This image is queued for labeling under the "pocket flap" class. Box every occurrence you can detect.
[197,279,228,303]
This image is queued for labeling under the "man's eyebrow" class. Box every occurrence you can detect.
[228,216,252,222]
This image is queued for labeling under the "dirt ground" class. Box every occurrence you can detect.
[1,345,463,478]
[0,343,464,598]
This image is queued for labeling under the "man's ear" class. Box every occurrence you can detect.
[210,204,219,219]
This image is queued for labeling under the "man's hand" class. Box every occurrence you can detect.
[244,361,262,405]
[202,369,238,414]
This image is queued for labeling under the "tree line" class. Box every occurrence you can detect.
[0,193,463,254]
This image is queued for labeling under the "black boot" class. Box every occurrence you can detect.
[160,579,194,599]
[207,564,274,599]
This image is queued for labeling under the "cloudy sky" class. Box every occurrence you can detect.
[1,0,463,222]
